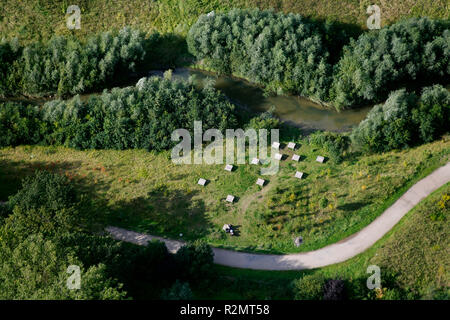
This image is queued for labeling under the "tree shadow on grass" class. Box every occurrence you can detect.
[338,202,369,212]
[106,185,212,241]
[0,158,83,201]
[0,157,213,241]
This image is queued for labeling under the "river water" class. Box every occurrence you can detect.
[170,69,371,132]
[1,68,372,132]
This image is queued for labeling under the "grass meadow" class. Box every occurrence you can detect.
[1,135,448,254]
[1,0,448,43]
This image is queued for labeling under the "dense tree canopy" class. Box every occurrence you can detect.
[187,8,334,102]
[188,12,448,110]
[0,76,238,151]
[0,27,146,97]
[331,18,449,109]
[351,85,450,153]
[41,76,237,151]
[0,171,217,300]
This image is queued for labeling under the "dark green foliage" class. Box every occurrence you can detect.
[0,102,43,147]
[351,85,449,153]
[246,110,281,131]
[412,85,450,143]
[40,76,237,151]
[5,171,85,238]
[1,27,146,97]
[0,232,126,300]
[0,38,22,97]
[161,280,194,300]
[323,279,346,300]
[319,197,329,209]
[174,242,214,284]
[292,273,325,300]
[332,18,449,109]
[0,202,10,224]
[309,131,350,163]
[187,8,334,102]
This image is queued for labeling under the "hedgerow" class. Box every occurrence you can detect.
[351,85,450,153]
[0,27,146,97]
[0,76,237,152]
[331,18,450,109]
[187,8,334,102]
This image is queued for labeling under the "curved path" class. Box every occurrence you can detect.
[107,162,450,270]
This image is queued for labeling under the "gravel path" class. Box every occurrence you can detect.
[107,162,450,270]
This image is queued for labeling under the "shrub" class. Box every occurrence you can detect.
[292,273,325,300]
[174,242,214,284]
[161,280,194,300]
[331,18,449,109]
[412,85,450,143]
[319,197,329,209]
[40,76,237,151]
[0,38,22,97]
[351,85,449,153]
[0,102,43,147]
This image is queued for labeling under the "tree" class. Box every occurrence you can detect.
[174,242,214,284]
[187,8,334,103]
[331,18,449,109]
[161,280,194,300]
[5,171,90,238]
[351,85,450,153]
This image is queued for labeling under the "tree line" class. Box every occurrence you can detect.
[308,85,449,160]
[0,27,146,97]
[0,75,237,151]
[187,9,449,110]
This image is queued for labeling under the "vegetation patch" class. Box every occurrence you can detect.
[1,136,448,253]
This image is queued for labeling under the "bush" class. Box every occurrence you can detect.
[0,38,22,97]
[351,85,449,153]
[187,8,334,102]
[1,27,146,97]
[5,171,85,237]
[309,131,350,163]
[412,85,450,143]
[40,76,237,151]
[246,111,281,132]
[174,242,214,284]
[292,273,325,300]
[331,18,449,109]
[319,197,329,209]
[0,102,43,147]
[161,280,194,300]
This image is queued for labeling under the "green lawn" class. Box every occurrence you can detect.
[196,183,450,300]
[1,135,448,254]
